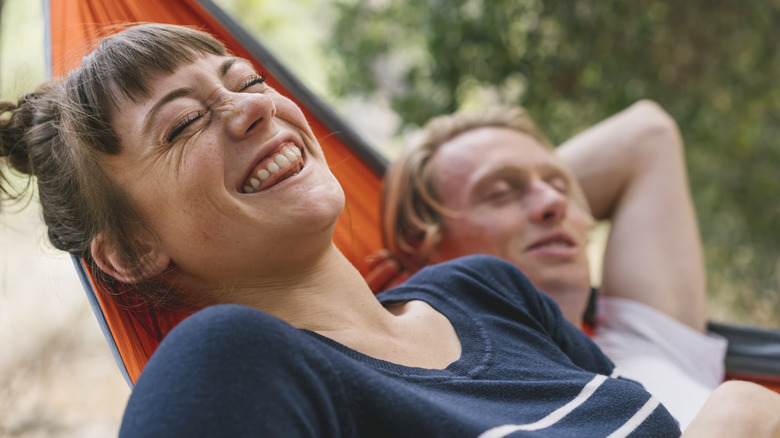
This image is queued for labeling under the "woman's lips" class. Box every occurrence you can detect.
[242,142,303,193]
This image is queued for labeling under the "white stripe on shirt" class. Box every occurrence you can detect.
[606,397,661,438]
[477,374,608,438]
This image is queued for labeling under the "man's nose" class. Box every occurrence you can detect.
[528,180,568,224]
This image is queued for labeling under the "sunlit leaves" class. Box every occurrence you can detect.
[329,0,780,326]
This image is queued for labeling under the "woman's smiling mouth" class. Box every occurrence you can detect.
[242,142,304,193]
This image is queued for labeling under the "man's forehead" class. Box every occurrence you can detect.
[435,128,560,174]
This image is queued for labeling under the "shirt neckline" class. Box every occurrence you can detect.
[301,285,494,379]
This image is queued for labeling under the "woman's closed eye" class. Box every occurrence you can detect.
[238,73,267,92]
[166,109,206,143]
[164,73,266,143]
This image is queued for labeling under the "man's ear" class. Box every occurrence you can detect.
[90,233,171,284]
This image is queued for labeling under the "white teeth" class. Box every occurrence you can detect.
[256,169,270,181]
[274,153,291,167]
[243,144,303,193]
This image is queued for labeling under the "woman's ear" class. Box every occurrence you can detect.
[90,233,171,284]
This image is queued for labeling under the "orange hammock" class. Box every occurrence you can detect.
[48,0,386,385]
[48,0,780,393]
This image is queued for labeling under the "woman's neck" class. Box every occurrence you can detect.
[224,243,389,332]
[219,244,461,369]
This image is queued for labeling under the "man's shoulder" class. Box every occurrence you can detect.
[381,255,547,313]
[415,255,532,287]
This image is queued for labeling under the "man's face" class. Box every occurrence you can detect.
[430,127,593,297]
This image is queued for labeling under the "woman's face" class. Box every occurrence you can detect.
[105,53,345,294]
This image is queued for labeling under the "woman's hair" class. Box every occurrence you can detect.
[382,106,589,272]
[0,23,228,308]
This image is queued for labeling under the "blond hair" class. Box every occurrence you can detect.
[382,106,589,272]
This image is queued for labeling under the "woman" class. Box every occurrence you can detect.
[1,23,778,437]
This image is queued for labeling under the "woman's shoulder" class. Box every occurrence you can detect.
[162,304,301,348]
[142,304,349,386]
[124,304,353,436]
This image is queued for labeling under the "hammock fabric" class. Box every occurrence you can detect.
[48,0,386,385]
[47,0,780,393]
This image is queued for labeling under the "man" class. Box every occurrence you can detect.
[379,100,727,429]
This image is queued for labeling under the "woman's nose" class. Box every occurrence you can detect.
[528,181,568,224]
[224,92,276,139]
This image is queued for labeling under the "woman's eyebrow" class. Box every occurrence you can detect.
[220,57,255,78]
[142,87,196,138]
[219,57,239,78]
[141,58,249,138]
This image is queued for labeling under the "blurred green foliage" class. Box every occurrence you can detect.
[328,0,780,326]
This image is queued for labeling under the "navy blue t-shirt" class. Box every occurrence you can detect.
[120,255,680,437]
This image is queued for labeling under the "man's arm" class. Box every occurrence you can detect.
[683,381,780,437]
[556,100,706,332]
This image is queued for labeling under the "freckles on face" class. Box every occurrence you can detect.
[100,54,345,288]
